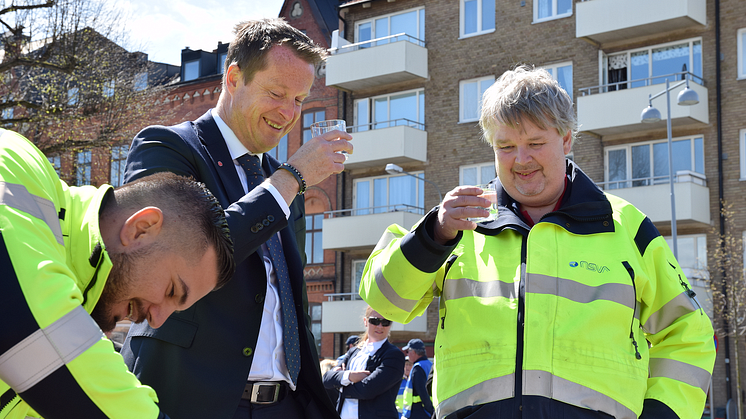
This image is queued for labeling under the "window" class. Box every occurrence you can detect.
[302,110,326,143]
[305,213,324,265]
[219,52,228,74]
[267,134,288,163]
[353,172,425,216]
[76,150,91,186]
[352,260,366,295]
[134,73,147,91]
[740,129,746,180]
[110,145,128,187]
[67,87,79,106]
[103,79,115,97]
[604,136,704,189]
[460,76,494,122]
[183,60,200,81]
[356,7,425,46]
[534,0,572,23]
[739,28,746,80]
[665,234,708,281]
[47,155,61,176]
[460,0,495,38]
[309,303,322,354]
[604,38,702,91]
[542,62,573,101]
[460,162,496,185]
[354,88,424,132]
[2,106,12,121]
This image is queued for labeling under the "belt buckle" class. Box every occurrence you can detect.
[250,382,281,404]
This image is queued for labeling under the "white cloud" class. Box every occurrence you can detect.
[121,0,285,65]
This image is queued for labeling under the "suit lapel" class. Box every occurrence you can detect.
[192,111,246,204]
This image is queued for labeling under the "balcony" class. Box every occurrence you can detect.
[577,73,708,137]
[326,33,428,91]
[322,204,424,252]
[576,0,706,45]
[321,294,428,333]
[345,119,428,170]
[598,171,710,229]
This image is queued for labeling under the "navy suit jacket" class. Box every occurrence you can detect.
[323,340,405,419]
[120,110,337,419]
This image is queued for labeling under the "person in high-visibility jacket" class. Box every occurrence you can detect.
[0,129,235,419]
[359,66,716,419]
[401,339,432,419]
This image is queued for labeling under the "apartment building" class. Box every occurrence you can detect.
[321,0,746,413]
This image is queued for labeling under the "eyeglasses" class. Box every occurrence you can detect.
[368,317,392,327]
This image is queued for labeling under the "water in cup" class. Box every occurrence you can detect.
[467,183,498,223]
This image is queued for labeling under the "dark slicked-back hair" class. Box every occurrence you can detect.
[113,172,234,289]
[224,17,327,86]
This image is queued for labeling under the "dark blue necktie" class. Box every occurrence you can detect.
[236,154,301,385]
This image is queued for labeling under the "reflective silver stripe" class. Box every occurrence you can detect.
[443,277,517,301]
[435,374,514,419]
[643,291,698,334]
[373,264,419,313]
[373,229,402,254]
[527,274,635,310]
[650,358,711,393]
[0,306,103,393]
[523,370,636,419]
[0,181,63,246]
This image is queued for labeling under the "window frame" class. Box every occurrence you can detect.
[267,134,288,163]
[664,233,708,281]
[740,128,746,181]
[540,61,573,101]
[47,155,61,176]
[110,144,128,188]
[183,60,200,82]
[459,162,496,185]
[305,213,324,265]
[103,79,115,97]
[67,87,79,106]
[739,28,746,80]
[351,259,367,295]
[459,76,495,123]
[533,0,573,24]
[459,0,495,39]
[308,302,322,355]
[353,172,426,216]
[353,88,425,131]
[302,109,326,143]
[354,6,425,45]
[75,149,92,186]
[134,72,148,91]
[604,135,705,189]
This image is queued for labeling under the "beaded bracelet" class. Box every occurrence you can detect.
[279,163,307,195]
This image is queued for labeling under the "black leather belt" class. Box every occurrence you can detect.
[242,381,288,404]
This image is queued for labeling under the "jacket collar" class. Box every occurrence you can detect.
[476,160,614,236]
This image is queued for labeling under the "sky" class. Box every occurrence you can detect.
[120,0,287,66]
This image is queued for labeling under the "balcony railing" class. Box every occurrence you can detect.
[325,203,425,218]
[597,170,706,191]
[329,33,426,55]
[348,117,425,133]
[579,71,704,96]
[325,292,363,302]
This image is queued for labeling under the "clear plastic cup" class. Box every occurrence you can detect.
[467,183,498,222]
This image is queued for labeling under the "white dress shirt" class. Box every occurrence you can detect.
[212,109,296,389]
[340,338,387,419]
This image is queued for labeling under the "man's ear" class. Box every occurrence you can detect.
[562,130,573,155]
[224,63,242,94]
[119,207,164,248]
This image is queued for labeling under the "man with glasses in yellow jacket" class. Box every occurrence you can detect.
[360,65,715,419]
[0,129,234,418]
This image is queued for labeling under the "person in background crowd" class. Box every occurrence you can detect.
[320,359,340,406]
[338,335,360,364]
[359,65,715,419]
[120,18,351,419]
[401,339,433,419]
[396,358,414,415]
[0,128,234,419]
[324,306,404,419]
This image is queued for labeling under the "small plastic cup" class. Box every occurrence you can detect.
[467,183,498,223]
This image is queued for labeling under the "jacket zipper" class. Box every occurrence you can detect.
[669,261,703,313]
[513,236,528,415]
[0,389,19,416]
[440,254,459,330]
[622,261,642,360]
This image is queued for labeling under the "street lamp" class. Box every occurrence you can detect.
[640,77,699,259]
[385,163,443,202]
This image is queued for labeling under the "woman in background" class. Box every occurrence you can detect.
[323,306,405,419]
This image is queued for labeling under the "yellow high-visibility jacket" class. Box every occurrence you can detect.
[0,129,166,419]
[361,161,715,419]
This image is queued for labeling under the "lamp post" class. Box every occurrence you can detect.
[385,163,443,202]
[640,77,699,259]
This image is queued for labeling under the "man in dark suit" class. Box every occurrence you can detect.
[120,18,352,419]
